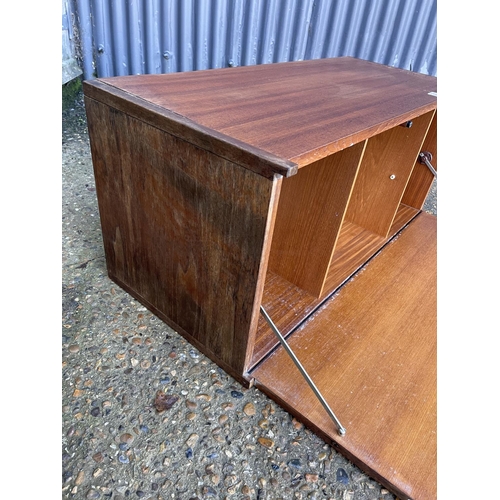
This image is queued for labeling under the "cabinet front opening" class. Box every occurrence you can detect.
[251,111,436,370]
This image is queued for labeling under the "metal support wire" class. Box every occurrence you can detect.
[259,305,346,436]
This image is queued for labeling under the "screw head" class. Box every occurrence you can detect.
[390,174,396,180]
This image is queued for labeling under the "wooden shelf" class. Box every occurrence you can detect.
[325,203,420,291]
[253,203,420,369]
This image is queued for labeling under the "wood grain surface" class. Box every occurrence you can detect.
[83,80,297,180]
[94,57,437,169]
[252,212,437,500]
[345,110,434,237]
[252,204,419,368]
[268,142,366,297]
[85,97,278,382]
[84,57,438,497]
[324,204,419,292]
[402,111,438,209]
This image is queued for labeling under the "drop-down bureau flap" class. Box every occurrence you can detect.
[251,212,437,500]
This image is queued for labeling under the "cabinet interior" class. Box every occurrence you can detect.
[251,110,436,370]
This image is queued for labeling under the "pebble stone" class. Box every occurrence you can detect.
[243,402,256,416]
[257,437,275,448]
[185,433,199,448]
[120,433,134,444]
[289,459,302,470]
[61,91,407,500]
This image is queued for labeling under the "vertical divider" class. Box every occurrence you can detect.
[401,111,437,209]
[345,111,435,237]
[267,141,366,298]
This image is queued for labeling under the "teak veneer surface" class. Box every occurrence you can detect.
[268,142,366,297]
[252,204,419,368]
[345,110,434,237]
[93,57,437,170]
[251,213,437,500]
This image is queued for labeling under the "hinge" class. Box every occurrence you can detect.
[418,151,437,178]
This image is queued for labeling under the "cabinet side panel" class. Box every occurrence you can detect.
[401,111,437,209]
[267,143,365,297]
[345,111,434,237]
[85,97,275,379]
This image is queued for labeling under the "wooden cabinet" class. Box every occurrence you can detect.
[83,57,437,500]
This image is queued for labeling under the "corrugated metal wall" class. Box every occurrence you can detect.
[63,0,83,83]
[70,0,436,80]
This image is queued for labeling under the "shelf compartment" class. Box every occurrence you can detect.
[324,203,419,292]
[267,142,366,298]
[251,212,437,500]
[345,110,435,238]
[251,203,420,369]
[265,110,434,302]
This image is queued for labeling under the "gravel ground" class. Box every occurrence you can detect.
[62,88,436,500]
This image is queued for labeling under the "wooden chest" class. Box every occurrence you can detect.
[83,57,437,500]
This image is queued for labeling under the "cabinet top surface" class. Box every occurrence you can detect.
[91,57,436,168]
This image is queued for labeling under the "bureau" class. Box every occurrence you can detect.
[83,57,437,500]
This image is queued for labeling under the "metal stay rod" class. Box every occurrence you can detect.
[419,152,438,178]
[260,305,346,436]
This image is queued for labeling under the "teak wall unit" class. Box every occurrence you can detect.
[83,57,437,500]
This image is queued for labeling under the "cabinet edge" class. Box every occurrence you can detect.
[83,80,298,180]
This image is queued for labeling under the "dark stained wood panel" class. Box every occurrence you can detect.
[83,80,297,180]
[85,97,278,383]
[251,212,437,500]
[251,204,420,369]
[96,57,437,169]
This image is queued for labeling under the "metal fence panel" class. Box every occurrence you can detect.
[70,0,436,80]
[62,0,83,83]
